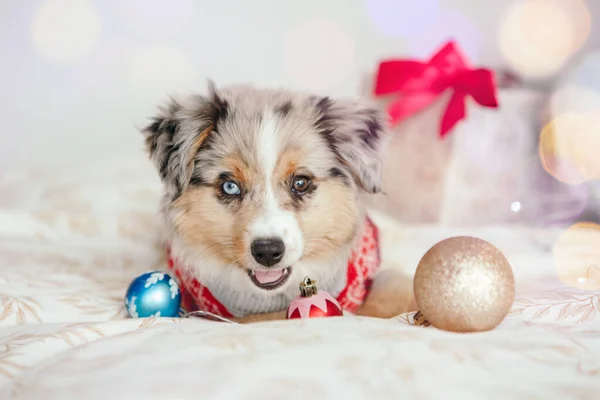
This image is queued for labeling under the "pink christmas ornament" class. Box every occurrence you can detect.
[287,277,344,319]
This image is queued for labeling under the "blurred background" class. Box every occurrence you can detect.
[0,0,599,228]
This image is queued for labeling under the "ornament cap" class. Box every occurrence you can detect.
[299,276,318,297]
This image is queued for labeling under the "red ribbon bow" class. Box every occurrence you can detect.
[374,41,499,137]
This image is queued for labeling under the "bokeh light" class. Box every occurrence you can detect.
[126,46,196,93]
[283,17,356,94]
[510,201,521,213]
[406,8,481,63]
[119,0,195,40]
[553,222,600,291]
[539,110,600,185]
[363,0,440,37]
[499,0,591,78]
[31,0,101,63]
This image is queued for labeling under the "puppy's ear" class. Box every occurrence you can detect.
[313,97,389,194]
[141,81,228,199]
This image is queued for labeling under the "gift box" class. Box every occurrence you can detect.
[438,88,551,226]
[366,92,455,223]
[365,41,590,226]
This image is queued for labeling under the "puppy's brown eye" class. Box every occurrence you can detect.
[291,176,311,194]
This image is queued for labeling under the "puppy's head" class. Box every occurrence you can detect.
[142,82,388,293]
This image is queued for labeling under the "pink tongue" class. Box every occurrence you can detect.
[254,269,284,284]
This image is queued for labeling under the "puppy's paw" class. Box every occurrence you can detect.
[355,269,417,319]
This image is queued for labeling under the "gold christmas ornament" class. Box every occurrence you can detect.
[413,236,515,333]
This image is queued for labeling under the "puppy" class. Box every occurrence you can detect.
[142,82,415,323]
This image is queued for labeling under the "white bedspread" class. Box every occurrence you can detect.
[1,156,599,400]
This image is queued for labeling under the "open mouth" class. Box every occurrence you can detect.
[247,267,292,290]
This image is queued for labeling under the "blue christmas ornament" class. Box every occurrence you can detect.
[125,271,181,318]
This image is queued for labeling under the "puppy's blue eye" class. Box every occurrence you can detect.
[222,181,241,196]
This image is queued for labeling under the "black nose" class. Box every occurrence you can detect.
[251,238,285,267]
